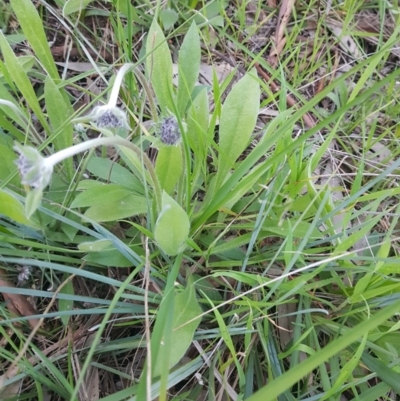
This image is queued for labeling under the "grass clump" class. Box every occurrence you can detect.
[0,0,400,400]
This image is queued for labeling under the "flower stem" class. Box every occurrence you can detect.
[108,63,134,108]
[47,136,162,211]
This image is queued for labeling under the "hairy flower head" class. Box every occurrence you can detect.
[160,117,181,146]
[14,143,54,190]
[88,105,130,130]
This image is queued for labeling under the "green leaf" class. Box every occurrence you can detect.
[186,88,209,158]
[78,239,113,252]
[146,19,174,113]
[0,31,50,133]
[155,145,183,194]
[216,69,260,187]
[63,0,96,15]
[245,301,400,401]
[0,190,36,226]
[10,0,59,80]
[0,82,27,128]
[59,273,74,326]
[0,55,34,82]
[83,249,137,267]
[24,188,43,219]
[159,8,179,30]
[0,140,21,187]
[153,282,201,377]
[154,192,190,256]
[177,22,200,115]
[86,157,144,193]
[361,352,400,393]
[70,183,135,208]
[44,76,74,180]
[320,335,367,400]
[84,194,148,222]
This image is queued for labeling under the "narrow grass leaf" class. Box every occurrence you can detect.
[204,292,245,389]
[245,301,400,401]
[44,76,74,180]
[59,273,74,326]
[0,32,50,133]
[361,352,400,393]
[320,334,368,400]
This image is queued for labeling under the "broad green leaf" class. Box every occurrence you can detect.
[146,19,174,113]
[63,0,96,15]
[86,157,144,193]
[78,239,113,252]
[59,273,74,326]
[71,183,135,208]
[0,32,50,133]
[10,0,59,80]
[154,192,190,256]
[0,190,35,226]
[4,33,26,46]
[155,145,183,194]
[25,188,43,219]
[153,282,201,377]
[159,8,179,30]
[0,55,34,82]
[60,211,80,241]
[177,22,200,115]
[84,249,137,267]
[44,76,74,180]
[216,69,260,187]
[83,194,148,222]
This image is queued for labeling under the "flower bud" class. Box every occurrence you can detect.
[14,143,54,190]
[89,105,130,130]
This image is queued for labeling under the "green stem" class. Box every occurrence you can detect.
[134,67,159,122]
[47,136,162,211]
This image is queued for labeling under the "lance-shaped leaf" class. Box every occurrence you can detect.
[153,281,201,377]
[155,145,183,194]
[146,20,174,113]
[216,69,260,187]
[177,21,201,115]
